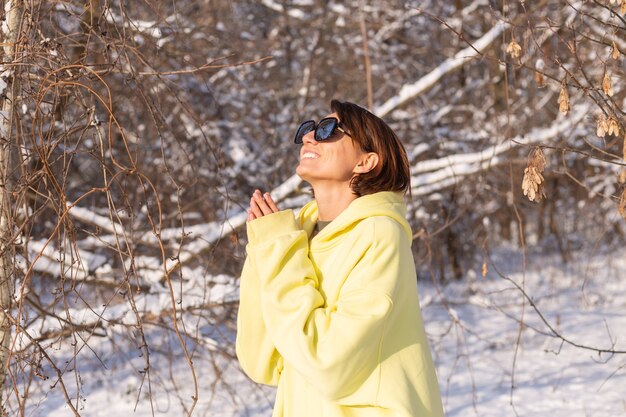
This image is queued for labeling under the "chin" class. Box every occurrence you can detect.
[295,165,309,181]
[296,165,319,186]
[296,162,307,175]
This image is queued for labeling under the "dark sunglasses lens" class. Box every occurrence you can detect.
[294,121,315,144]
[315,118,338,141]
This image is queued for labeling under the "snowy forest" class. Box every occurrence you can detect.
[0,0,625,416]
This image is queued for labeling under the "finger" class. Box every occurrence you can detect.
[249,197,264,219]
[253,190,274,216]
[250,189,263,203]
[264,193,280,213]
[247,209,255,222]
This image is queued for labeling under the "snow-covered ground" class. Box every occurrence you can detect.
[428,245,626,417]
[21,244,626,417]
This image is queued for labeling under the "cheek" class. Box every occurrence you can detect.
[334,158,359,179]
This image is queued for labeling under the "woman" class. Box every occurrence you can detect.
[236,100,444,417]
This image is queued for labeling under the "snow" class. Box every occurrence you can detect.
[8,0,625,414]
[429,248,626,417]
[260,0,306,19]
[18,244,626,417]
[374,21,509,118]
[409,104,590,196]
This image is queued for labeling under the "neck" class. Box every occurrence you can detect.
[311,183,358,221]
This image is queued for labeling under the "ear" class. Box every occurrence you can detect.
[353,152,379,174]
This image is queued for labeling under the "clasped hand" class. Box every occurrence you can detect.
[248,189,280,222]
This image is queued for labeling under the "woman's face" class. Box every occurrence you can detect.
[295,113,367,189]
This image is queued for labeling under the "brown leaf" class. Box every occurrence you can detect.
[522,167,544,201]
[522,148,547,202]
[612,41,620,60]
[535,59,545,87]
[506,40,522,59]
[558,87,570,114]
[535,70,545,87]
[597,115,607,137]
[607,118,620,136]
[530,147,547,171]
[602,72,613,97]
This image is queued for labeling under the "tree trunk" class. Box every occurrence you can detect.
[0,0,24,403]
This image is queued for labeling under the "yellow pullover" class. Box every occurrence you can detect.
[236,191,444,417]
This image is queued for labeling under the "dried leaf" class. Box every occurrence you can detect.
[618,169,626,185]
[522,167,544,201]
[607,118,620,136]
[558,87,570,114]
[602,72,613,97]
[481,261,488,278]
[535,70,545,87]
[612,41,620,60]
[506,40,522,59]
[522,148,547,202]
[622,0,626,15]
[530,147,547,171]
[623,133,626,160]
[597,115,608,137]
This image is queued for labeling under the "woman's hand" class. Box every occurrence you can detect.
[248,189,280,222]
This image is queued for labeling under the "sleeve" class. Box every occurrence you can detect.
[235,226,284,386]
[247,212,402,401]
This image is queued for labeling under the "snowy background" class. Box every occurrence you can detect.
[1,1,625,416]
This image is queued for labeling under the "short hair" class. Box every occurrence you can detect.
[330,99,411,197]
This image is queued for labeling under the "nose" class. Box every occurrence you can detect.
[301,130,316,144]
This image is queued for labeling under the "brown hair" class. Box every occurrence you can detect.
[330,99,411,197]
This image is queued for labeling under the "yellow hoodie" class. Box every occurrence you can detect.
[236,191,444,417]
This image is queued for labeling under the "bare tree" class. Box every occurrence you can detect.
[0,0,24,406]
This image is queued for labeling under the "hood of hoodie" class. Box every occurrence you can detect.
[297,191,412,248]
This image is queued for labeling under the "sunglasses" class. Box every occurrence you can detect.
[294,117,351,144]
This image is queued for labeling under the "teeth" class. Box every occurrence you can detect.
[301,152,318,160]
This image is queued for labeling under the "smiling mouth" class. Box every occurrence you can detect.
[301,152,319,160]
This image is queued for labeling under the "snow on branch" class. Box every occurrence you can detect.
[159,174,304,244]
[20,270,238,349]
[411,105,590,196]
[67,205,124,235]
[260,0,307,19]
[260,0,349,21]
[159,174,305,276]
[56,175,305,284]
[17,239,108,287]
[103,10,166,39]
[375,21,509,118]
